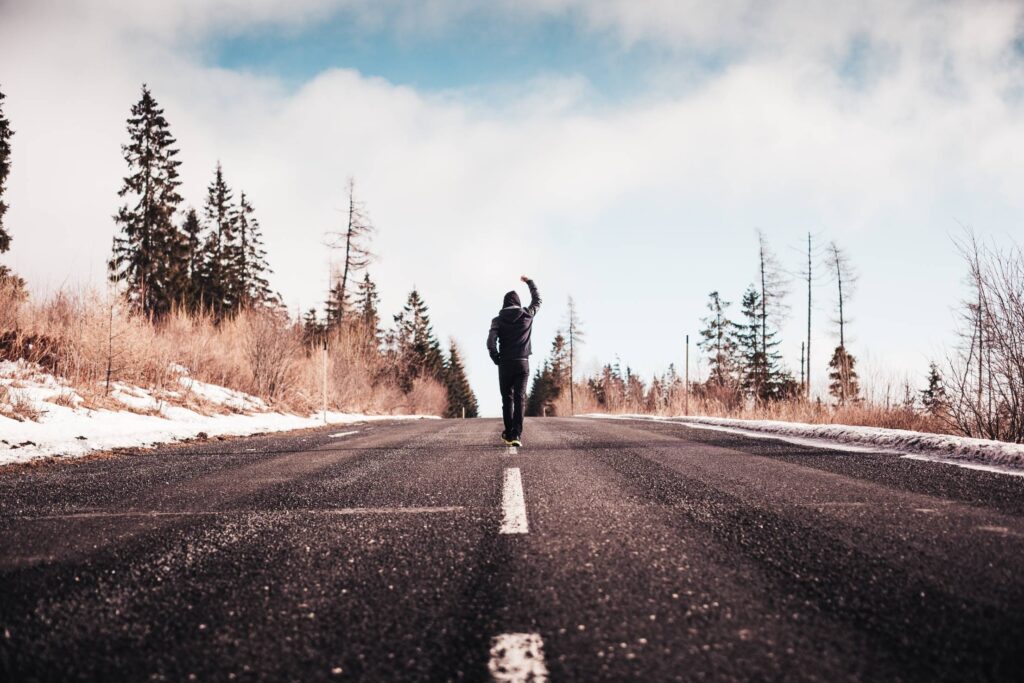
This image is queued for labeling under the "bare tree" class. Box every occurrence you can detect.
[325,178,374,325]
[798,231,825,398]
[565,296,585,415]
[826,241,859,405]
[756,230,790,356]
[945,232,1024,442]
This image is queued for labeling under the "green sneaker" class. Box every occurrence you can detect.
[501,432,515,446]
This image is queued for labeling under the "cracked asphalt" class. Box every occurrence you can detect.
[2,416,1023,682]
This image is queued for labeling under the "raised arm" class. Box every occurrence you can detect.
[521,275,541,316]
[486,317,501,365]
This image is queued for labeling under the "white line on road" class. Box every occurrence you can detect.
[489,633,548,682]
[328,431,360,438]
[500,468,529,534]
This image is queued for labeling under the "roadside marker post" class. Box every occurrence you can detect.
[322,340,328,424]
[685,334,690,416]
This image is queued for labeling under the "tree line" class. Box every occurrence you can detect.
[0,83,478,417]
[525,232,958,424]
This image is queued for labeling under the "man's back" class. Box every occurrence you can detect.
[488,278,541,364]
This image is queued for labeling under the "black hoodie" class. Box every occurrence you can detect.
[487,279,541,365]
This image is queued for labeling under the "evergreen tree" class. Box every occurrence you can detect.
[697,291,738,388]
[392,289,445,391]
[444,340,479,418]
[109,84,184,318]
[325,279,348,328]
[921,362,948,417]
[235,191,274,307]
[199,162,239,317]
[526,362,556,417]
[526,331,571,416]
[180,207,203,310]
[0,86,23,292]
[0,86,12,257]
[302,308,325,347]
[352,272,382,347]
[828,345,860,405]
[736,285,788,403]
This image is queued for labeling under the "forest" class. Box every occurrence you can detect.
[0,84,478,420]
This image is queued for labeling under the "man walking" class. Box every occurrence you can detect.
[487,276,541,447]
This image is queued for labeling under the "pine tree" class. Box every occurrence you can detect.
[0,86,12,257]
[325,178,374,326]
[828,345,860,405]
[697,291,738,389]
[352,272,382,347]
[199,162,239,317]
[325,281,344,328]
[444,340,479,418]
[302,308,325,348]
[392,289,445,391]
[921,362,947,417]
[0,86,23,292]
[180,207,203,310]
[235,191,274,307]
[526,331,570,416]
[109,84,184,318]
[526,362,556,416]
[736,285,788,403]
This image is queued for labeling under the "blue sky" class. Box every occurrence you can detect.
[212,9,673,98]
[2,0,1023,416]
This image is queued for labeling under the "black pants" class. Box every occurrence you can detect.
[499,359,529,439]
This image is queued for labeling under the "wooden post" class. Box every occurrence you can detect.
[322,340,328,424]
[685,334,690,416]
[461,406,466,419]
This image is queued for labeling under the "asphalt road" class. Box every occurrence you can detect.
[2,416,1024,682]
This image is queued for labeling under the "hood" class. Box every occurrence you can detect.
[502,290,521,308]
[498,307,526,323]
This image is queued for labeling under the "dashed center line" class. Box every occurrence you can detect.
[328,431,360,438]
[489,632,548,682]
[500,467,529,534]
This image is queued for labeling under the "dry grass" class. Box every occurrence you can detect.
[561,380,951,435]
[1,287,446,417]
[0,385,43,422]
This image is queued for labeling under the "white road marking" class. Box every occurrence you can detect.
[505,446,518,455]
[501,467,529,534]
[328,431,360,438]
[488,633,548,682]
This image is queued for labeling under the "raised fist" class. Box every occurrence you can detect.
[520,275,530,283]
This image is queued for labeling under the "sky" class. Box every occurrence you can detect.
[1,0,1023,416]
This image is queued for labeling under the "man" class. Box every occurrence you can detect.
[487,276,541,447]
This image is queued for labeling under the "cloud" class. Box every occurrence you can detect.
[1,0,1023,413]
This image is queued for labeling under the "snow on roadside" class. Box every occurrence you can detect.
[587,413,1024,476]
[0,360,435,467]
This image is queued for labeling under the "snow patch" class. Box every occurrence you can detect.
[0,361,436,467]
[586,414,1024,476]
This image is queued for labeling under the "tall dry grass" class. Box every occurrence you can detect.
[559,380,950,434]
[1,288,446,416]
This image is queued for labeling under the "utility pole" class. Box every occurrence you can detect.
[685,334,690,415]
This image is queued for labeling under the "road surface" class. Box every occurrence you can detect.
[2,417,1023,681]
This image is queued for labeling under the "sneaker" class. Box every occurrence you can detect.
[501,432,515,446]
[511,438,522,447]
